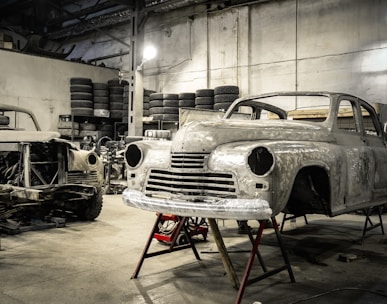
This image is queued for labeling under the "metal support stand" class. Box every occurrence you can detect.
[131,213,201,279]
[280,213,308,232]
[361,205,384,244]
[235,217,296,304]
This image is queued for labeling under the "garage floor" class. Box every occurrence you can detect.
[1,194,387,304]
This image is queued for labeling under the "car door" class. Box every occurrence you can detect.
[333,96,375,210]
[358,100,387,199]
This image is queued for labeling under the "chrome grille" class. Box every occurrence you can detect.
[67,171,98,185]
[145,169,237,198]
[171,152,208,169]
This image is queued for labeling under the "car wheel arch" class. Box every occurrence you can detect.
[283,166,331,216]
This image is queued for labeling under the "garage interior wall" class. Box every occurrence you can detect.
[142,0,387,105]
[1,0,386,134]
[0,50,118,131]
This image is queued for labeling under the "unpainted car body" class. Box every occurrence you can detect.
[122,92,387,220]
[0,104,104,221]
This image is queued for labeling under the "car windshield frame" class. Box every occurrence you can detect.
[223,92,334,124]
[0,104,41,131]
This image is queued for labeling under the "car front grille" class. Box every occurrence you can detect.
[67,171,99,186]
[145,169,237,199]
[171,152,208,169]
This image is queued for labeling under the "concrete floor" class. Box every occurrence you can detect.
[1,195,387,304]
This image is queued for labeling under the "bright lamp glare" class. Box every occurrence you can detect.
[143,46,157,61]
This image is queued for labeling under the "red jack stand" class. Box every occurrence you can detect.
[153,214,208,245]
[235,217,296,304]
[131,213,201,279]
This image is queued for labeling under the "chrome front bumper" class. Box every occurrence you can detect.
[122,189,272,220]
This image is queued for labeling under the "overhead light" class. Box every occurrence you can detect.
[137,45,157,70]
[143,45,157,61]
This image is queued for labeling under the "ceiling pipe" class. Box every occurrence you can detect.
[47,0,132,48]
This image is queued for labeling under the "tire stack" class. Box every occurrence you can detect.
[143,89,155,118]
[0,115,9,126]
[213,85,240,111]
[70,78,93,116]
[108,79,127,120]
[178,92,196,108]
[93,83,109,118]
[162,93,179,121]
[149,93,164,121]
[149,93,179,121]
[57,114,79,137]
[123,85,129,123]
[79,121,97,137]
[97,120,114,138]
[195,89,214,110]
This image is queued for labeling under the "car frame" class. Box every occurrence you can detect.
[0,104,104,222]
[122,92,387,220]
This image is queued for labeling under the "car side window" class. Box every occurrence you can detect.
[230,105,281,120]
[257,109,281,120]
[336,99,359,132]
[230,106,254,120]
[360,105,379,136]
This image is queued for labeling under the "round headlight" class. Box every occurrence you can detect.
[87,152,98,165]
[125,144,142,168]
[248,147,274,176]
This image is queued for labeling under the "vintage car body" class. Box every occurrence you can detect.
[122,92,387,220]
[0,104,104,221]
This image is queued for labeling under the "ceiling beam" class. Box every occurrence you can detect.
[47,1,126,26]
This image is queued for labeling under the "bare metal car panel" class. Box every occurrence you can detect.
[172,119,334,153]
[0,130,60,142]
[122,92,387,220]
[125,189,272,220]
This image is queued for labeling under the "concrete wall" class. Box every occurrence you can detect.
[2,0,387,132]
[0,50,118,131]
[141,0,387,104]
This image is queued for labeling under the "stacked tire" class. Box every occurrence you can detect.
[214,85,239,111]
[93,82,109,118]
[162,93,179,121]
[79,121,97,137]
[108,79,127,120]
[123,85,129,123]
[178,92,195,108]
[149,93,179,121]
[149,93,163,121]
[70,78,93,116]
[195,89,214,110]
[57,114,79,137]
[143,89,155,118]
[97,120,114,138]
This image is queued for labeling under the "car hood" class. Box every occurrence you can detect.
[0,130,61,142]
[172,119,333,153]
